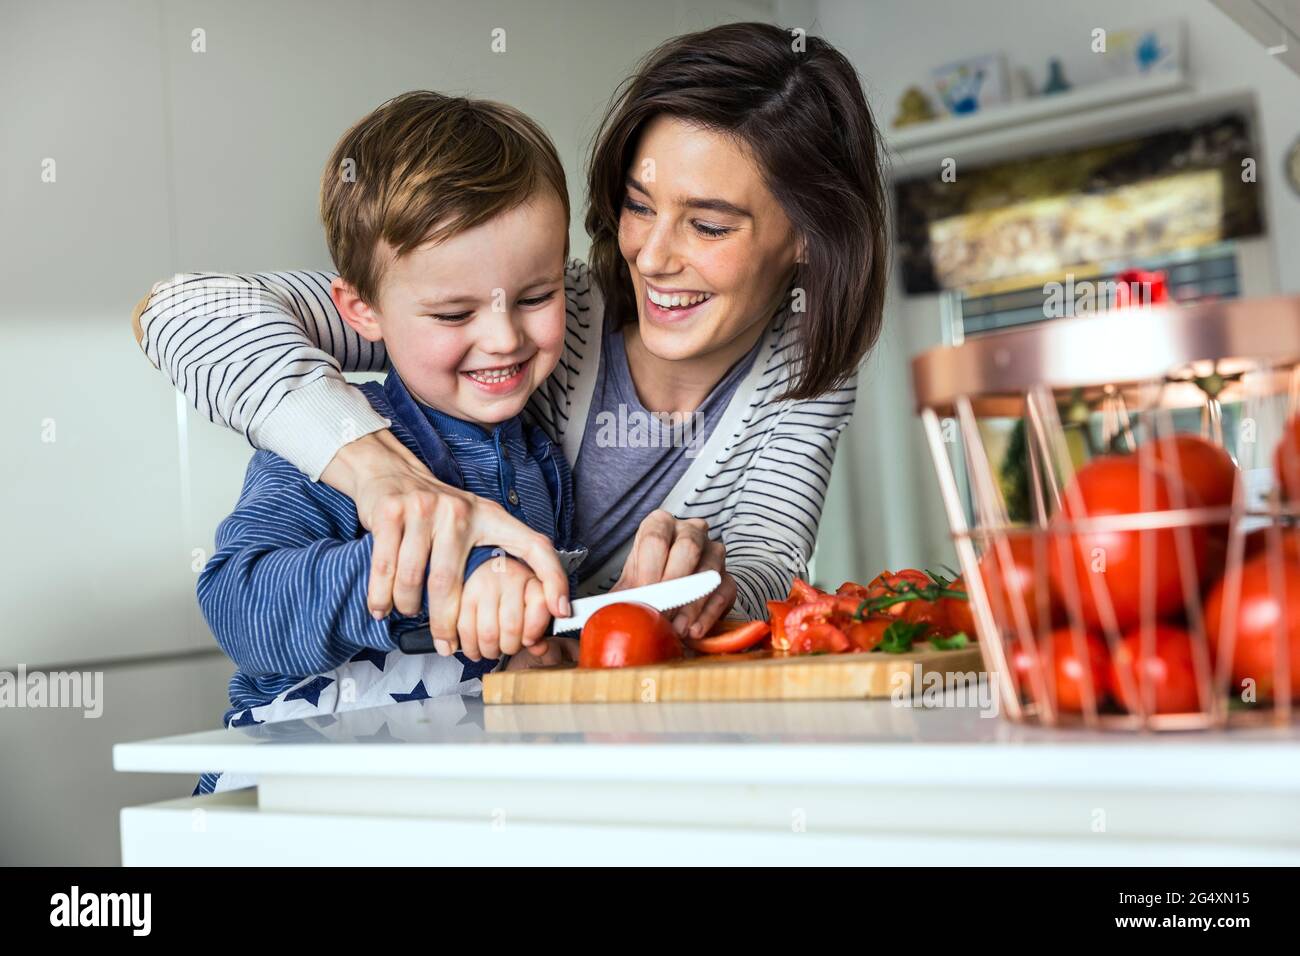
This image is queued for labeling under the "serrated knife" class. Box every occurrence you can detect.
[396,569,722,654]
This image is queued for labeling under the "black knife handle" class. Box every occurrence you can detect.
[397,626,436,654]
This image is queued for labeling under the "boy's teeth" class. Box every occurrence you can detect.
[648,288,712,309]
[466,363,521,384]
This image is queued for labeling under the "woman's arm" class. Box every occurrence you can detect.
[133,271,390,480]
[721,382,858,618]
[131,271,571,630]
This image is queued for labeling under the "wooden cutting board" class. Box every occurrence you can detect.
[482,643,985,705]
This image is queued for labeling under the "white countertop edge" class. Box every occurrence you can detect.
[112,739,1300,791]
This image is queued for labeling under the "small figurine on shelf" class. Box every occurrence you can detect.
[1042,57,1071,95]
[892,86,938,128]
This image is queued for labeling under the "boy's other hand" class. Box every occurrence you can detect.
[457,556,552,661]
[504,636,579,671]
[320,429,571,642]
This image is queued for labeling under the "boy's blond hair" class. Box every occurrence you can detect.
[321,91,570,304]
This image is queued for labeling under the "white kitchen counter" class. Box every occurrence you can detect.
[113,694,1300,865]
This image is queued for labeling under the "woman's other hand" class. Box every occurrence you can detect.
[611,510,737,639]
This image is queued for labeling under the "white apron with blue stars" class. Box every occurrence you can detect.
[195,647,502,795]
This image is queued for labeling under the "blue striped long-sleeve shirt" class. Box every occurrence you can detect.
[197,368,580,715]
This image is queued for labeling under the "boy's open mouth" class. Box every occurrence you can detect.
[462,356,531,393]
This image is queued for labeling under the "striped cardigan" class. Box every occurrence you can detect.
[136,260,859,618]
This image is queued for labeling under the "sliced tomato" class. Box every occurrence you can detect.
[845,617,891,652]
[767,599,796,651]
[783,595,863,637]
[787,579,824,603]
[900,596,949,632]
[936,578,977,640]
[865,569,935,618]
[836,581,871,600]
[788,622,850,654]
[687,620,771,655]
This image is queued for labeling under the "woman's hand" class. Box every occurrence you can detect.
[320,430,571,647]
[611,510,737,639]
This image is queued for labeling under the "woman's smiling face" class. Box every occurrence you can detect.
[617,116,801,364]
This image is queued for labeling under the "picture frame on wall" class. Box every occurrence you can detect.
[931,53,1008,116]
[1097,19,1186,78]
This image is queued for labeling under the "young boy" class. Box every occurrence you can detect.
[192,92,585,792]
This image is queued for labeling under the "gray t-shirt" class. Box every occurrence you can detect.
[572,322,761,580]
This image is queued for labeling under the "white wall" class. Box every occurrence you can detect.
[809,0,1300,586]
[0,0,768,864]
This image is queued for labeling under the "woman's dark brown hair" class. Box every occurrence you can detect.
[586,22,888,401]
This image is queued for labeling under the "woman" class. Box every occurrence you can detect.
[132,22,888,654]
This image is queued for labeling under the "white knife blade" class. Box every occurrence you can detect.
[550,570,722,635]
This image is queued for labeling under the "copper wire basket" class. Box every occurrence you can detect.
[912,295,1300,730]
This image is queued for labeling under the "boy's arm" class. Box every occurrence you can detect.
[197,452,429,678]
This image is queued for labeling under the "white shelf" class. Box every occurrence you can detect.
[883,69,1259,178]
[888,70,1189,151]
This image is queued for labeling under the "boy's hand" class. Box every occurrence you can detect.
[455,556,551,661]
[504,636,579,671]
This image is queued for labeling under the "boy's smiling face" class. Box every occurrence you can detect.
[334,191,568,429]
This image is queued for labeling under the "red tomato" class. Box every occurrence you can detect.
[1244,527,1300,564]
[836,581,870,600]
[578,603,684,669]
[1048,455,1206,632]
[1274,414,1300,502]
[1150,435,1237,584]
[787,622,850,654]
[1005,639,1043,699]
[686,620,770,655]
[1049,629,1111,713]
[1148,434,1238,510]
[973,534,1060,636]
[1109,624,1202,714]
[1204,553,1300,701]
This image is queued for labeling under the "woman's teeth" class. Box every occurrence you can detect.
[648,288,712,309]
[465,363,521,384]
